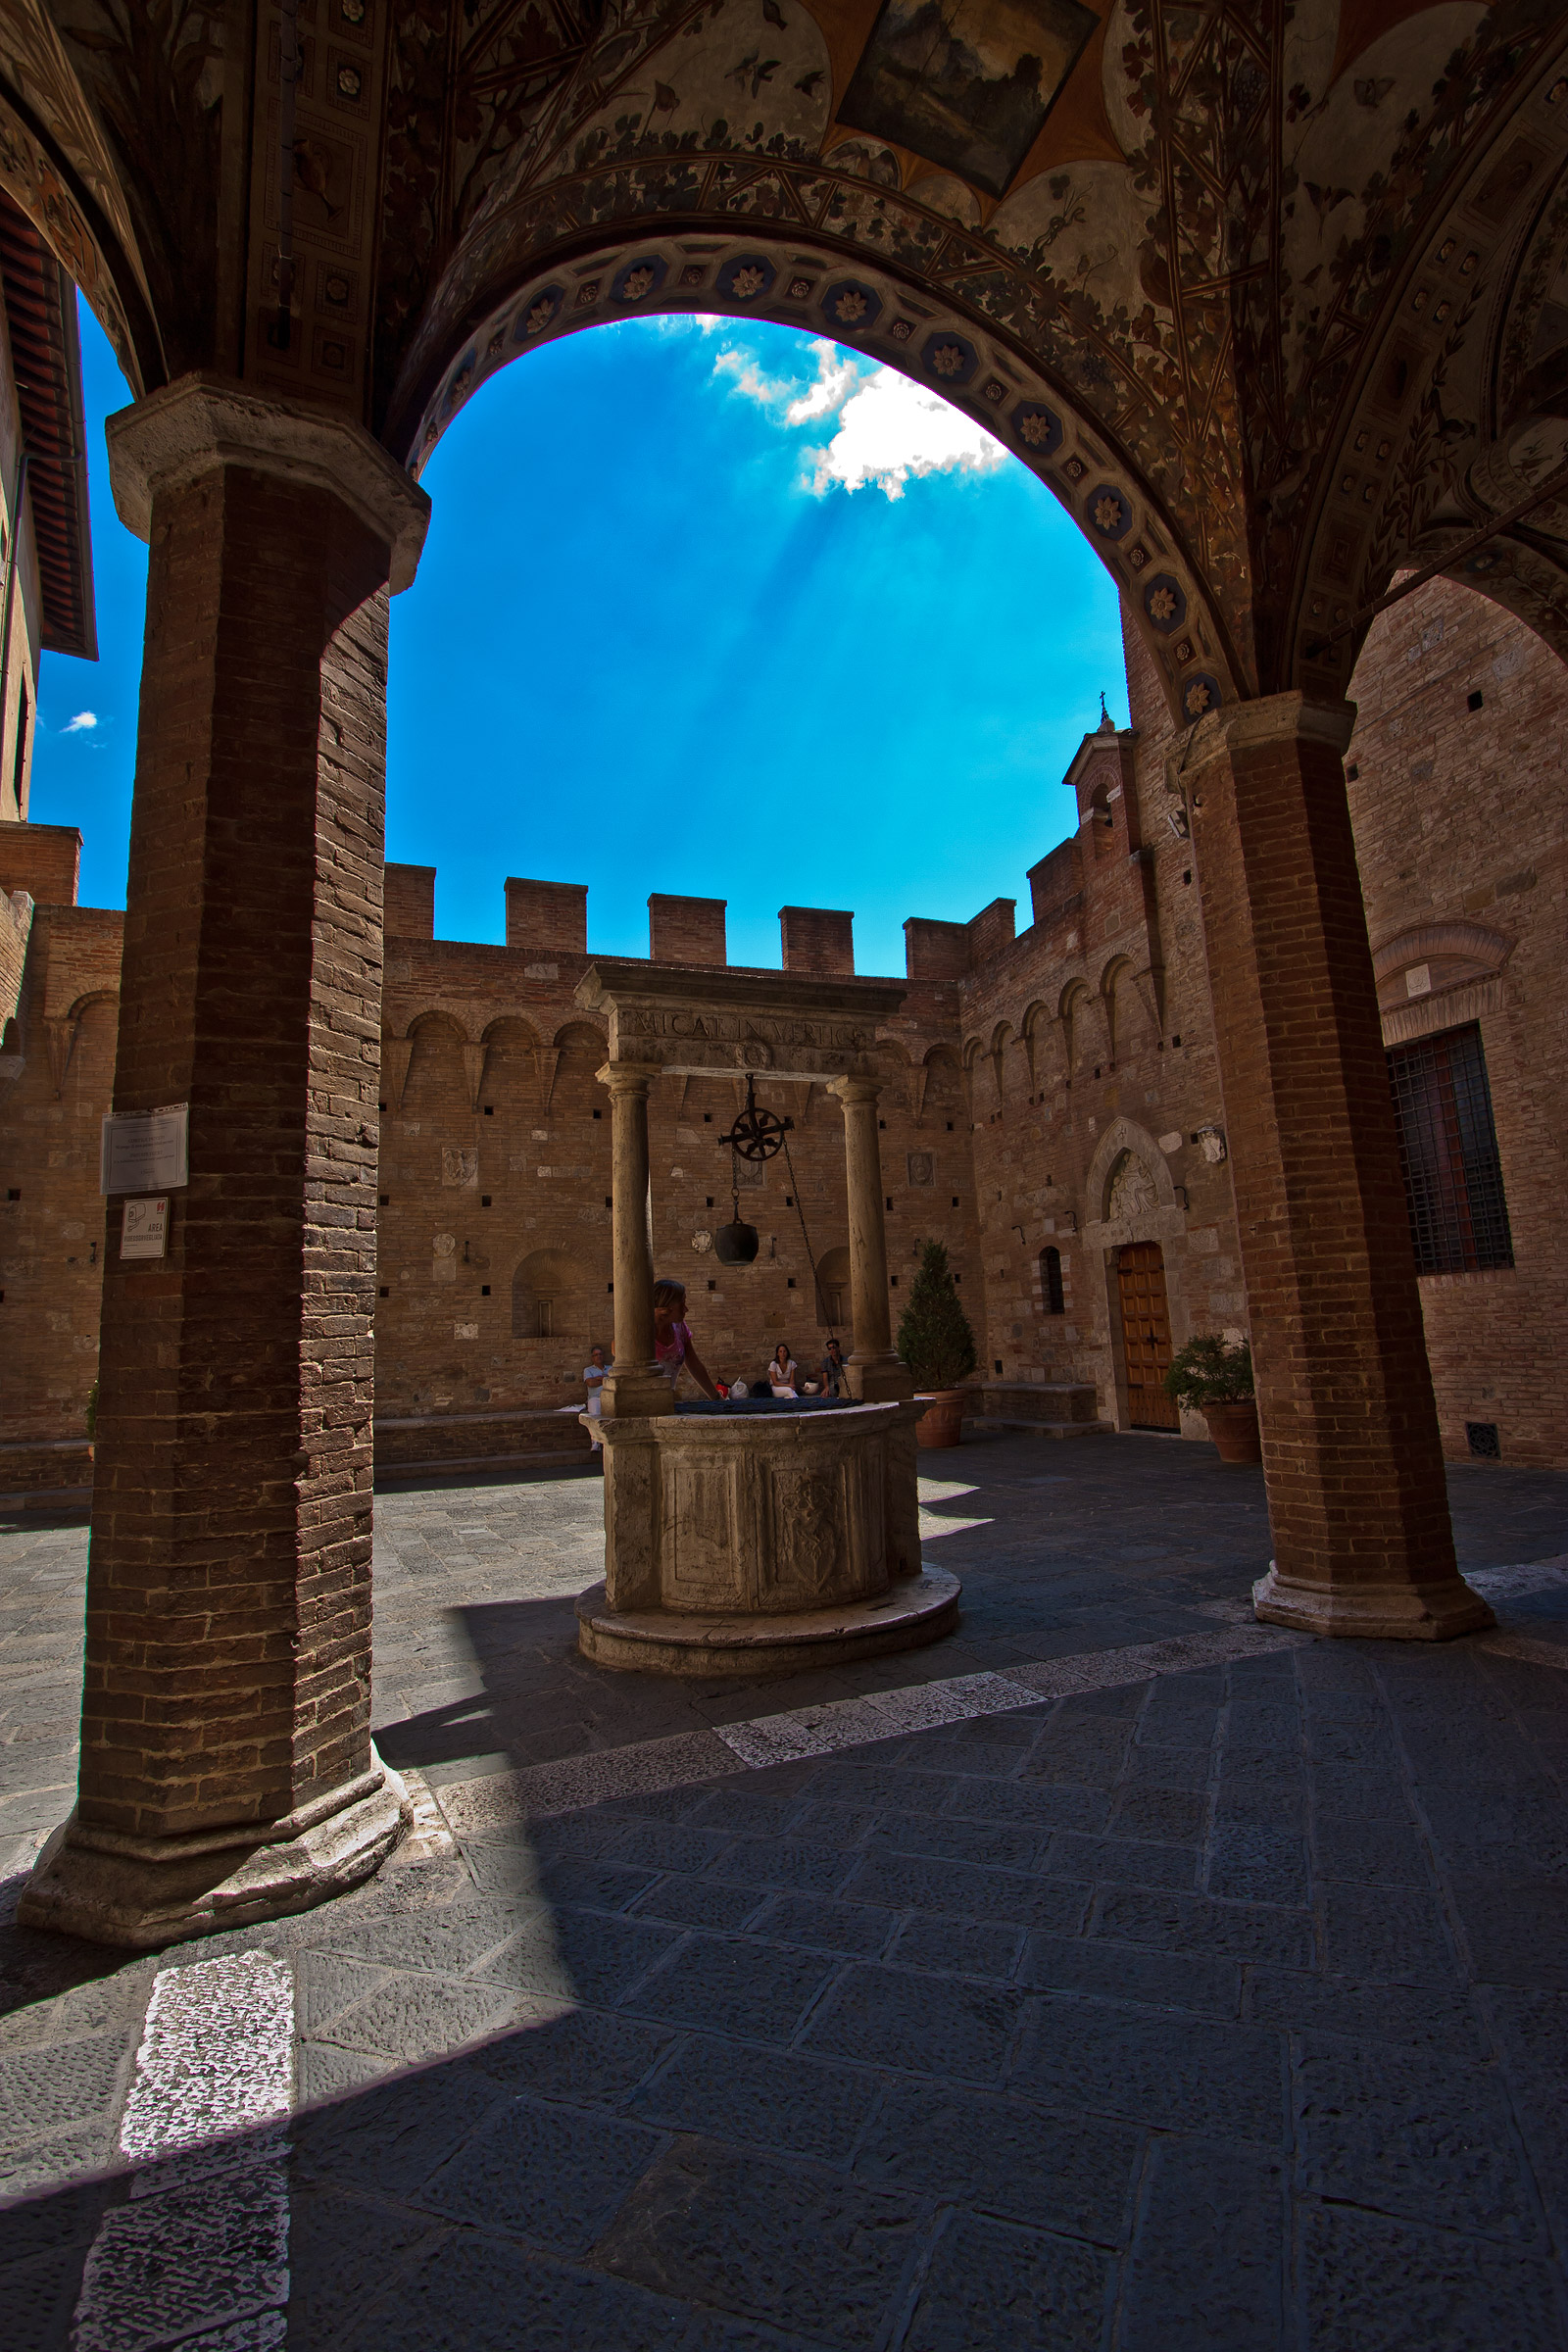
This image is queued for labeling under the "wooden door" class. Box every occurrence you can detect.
[1116,1241,1180,1430]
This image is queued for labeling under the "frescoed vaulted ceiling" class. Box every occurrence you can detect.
[0,0,1563,708]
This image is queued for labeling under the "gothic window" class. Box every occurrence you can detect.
[1040,1245,1064,1314]
[1386,1023,1513,1275]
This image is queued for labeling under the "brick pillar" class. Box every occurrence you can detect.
[20,376,429,1946]
[1186,693,1491,1640]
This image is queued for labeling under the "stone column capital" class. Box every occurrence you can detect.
[828,1074,881,1107]
[105,372,431,593]
[597,1059,662,1098]
[1174,691,1356,788]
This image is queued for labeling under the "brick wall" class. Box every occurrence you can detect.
[383,860,434,940]
[956,607,1244,1431]
[374,890,984,1422]
[1346,573,1568,1468]
[648,894,725,966]
[0,820,82,907]
[505,876,587,957]
[780,906,855,975]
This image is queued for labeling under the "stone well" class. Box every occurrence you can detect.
[571,958,960,1676]
[576,1396,958,1675]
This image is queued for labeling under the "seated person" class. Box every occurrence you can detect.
[764,1342,799,1397]
[653,1277,722,1398]
[820,1336,848,1396]
[582,1344,610,1449]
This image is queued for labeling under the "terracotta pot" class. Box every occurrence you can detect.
[914,1389,967,1448]
[1201,1398,1261,1463]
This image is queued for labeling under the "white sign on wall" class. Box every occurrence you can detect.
[101,1104,188,1196]
[121,1196,170,1259]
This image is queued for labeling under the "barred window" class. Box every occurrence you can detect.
[1386,1023,1513,1275]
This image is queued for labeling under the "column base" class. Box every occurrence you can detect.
[576,1566,960,1677]
[601,1370,675,1416]
[1252,1565,1495,1642]
[17,1752,412,1951]
[847,1356,915,1403]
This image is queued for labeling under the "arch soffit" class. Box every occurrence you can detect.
[65,986,117,1023]
[1099,953,1136,999]
[404,1007,473,1047]
[1085,1116,1180,1224]
[387,10,1568,710]
[0,46,161,394]
[552,1016,607,1054]
[1370,919,1512,981]
[1287,35,1568,694]
[514,1245,592,1284]
[480,1011,545,1049]
[922,1041,959,1070]
[398,241,1240,730]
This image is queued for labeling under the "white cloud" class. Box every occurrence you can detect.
[62,710,98,734]
[714,334,1006,501]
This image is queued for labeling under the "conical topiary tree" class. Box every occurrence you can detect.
[897,1241,977,1392]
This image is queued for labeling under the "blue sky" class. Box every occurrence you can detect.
[30,303,1127,976]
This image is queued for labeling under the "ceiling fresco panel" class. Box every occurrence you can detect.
[837,0,1101,198]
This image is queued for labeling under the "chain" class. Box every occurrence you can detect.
[780,1129,834,1341]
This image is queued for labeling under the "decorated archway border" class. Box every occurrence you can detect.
[401,226,1240,732]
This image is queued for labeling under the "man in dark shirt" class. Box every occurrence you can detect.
[820,1337,848,1397]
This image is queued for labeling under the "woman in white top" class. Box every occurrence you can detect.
[583,1345,609,1449]
[765,1342,799,1397]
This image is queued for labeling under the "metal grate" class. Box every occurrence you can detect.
[1386,1023,1513,1276]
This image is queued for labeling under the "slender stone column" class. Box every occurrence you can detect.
[598,1060,673,1417]
[830,1075,912,1403]
[20,375,430,1946]
[1186,692,1492,1639]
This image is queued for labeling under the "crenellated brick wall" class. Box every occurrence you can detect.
[4,577,1564,1485]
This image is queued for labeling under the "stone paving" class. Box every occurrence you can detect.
[0,1432,1566,2348]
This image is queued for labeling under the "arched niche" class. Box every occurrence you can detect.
[512,1246,600,1342]
[814,1244,851,1331]
[917,1044,962,1131]
[1082,1116,1185,1249]
[477,1014,545,1114]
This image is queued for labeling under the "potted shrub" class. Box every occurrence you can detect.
[897,1241,977,1447]
[1162,1335,1260,1463]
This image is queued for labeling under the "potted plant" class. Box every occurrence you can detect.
[1162,1335,1260,1463]
[897,1241,977,1447]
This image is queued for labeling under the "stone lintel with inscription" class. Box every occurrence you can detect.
[575,961,907,1079]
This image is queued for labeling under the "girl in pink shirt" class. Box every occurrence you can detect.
[653,1278,722,1399]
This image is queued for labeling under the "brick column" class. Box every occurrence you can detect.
[20,376,430,1946]
[829,1075,912,1403]
[1186,693,1492,1639]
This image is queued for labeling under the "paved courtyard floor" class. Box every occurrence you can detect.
[0,1430,1566,2348]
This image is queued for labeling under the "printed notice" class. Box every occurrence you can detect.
[121,1197,170,1259]
[101,1104,188,1196]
